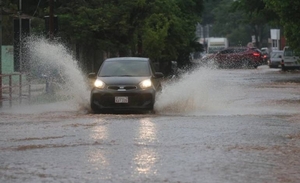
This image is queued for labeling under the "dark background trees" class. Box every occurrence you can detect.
[3,0,300,74]
[264,0,300,52]
[3,0,204,74]
[201,0,278,48]
[208,0,299,52]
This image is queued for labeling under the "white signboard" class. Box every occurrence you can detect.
[271,29,280,40]
[251,35,256,43]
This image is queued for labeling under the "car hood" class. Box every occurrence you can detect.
[98,76,150,85]
[270,58,281,62]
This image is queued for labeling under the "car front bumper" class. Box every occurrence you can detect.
[91,88,156,111]
[281,62,300,70]
[269,61,281,67]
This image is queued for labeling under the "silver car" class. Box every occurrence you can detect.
[281,46,300,71]
[268,50,283,68]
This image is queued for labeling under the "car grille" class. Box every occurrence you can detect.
[107,85,137,90]
[98,93,153,107]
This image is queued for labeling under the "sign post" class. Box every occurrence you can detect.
[271,29,280,50]
[0,1,2,107]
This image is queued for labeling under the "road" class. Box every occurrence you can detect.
[1,66,300,183]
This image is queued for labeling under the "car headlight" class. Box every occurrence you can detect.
[94,79,105,89]
[139,79,152,89]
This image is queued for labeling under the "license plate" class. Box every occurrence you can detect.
[115,96,128,103]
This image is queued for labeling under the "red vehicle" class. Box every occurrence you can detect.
[206,47,264,68]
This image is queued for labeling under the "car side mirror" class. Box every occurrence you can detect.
[154,72,164,78]
[88,73,97,79]
[278,55,282,58]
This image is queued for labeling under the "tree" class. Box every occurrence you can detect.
[231,0,277,48]
[264,0,300,52]
[55,0,204,71]
[4,0,205,74]
[211,0,251,46]
[201,0,223,26]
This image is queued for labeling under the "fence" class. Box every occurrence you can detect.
[0,73,31,108]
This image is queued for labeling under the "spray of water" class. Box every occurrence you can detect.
[2,37,298,116]
[17,37,244,116]
[26,36,90,112]
[154,65,245,115]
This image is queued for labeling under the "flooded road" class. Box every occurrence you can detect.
[1,66,300,183]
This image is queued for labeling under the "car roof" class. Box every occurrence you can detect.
[224,47,259,50]
[226,47,248,49]
[221,47,258,52]
[105,57,149,62]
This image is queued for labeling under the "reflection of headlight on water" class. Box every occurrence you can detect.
[88,120,110,167]
[134,148,158,174]
[133,118,158,175]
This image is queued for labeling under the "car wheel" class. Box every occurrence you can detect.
[147,103,155,114]
[145,109,155,114]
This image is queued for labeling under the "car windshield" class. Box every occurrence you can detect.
[98,59,151,77]
[208,47,224,53]
[271,52,283,58]
[284,48,299,56]
[234,48,247,53]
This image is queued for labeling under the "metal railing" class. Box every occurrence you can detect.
[0,73,31,108]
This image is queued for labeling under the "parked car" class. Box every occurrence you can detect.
[261,47,269,55]
[89,57,164,113]
[206,47,264,68]
[281,46,300,71]
[260,47,270,64]
[268,50,283,68]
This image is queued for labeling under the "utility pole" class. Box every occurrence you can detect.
[19,0,22,72]
[0,0,2,107]
[49,0,54,40]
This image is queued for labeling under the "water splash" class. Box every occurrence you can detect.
[26,36,90,112]
[3,36,298,116]
[154,65,246,115]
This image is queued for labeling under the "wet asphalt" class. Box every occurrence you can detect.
[1,66,300,183]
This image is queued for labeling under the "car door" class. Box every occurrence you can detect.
[215,49,231,63]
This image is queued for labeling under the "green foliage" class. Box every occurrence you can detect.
[143,13,170,60]
[201,0,223,25]
[264,0,300,52]
[230,0,276,48]
[207,0,250,46]
[54,0,203,67]
[3,0,204,72]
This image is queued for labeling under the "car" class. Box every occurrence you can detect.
[260,47,270,64]
[89,57,164,113]
[281,46,300,71]
[206,47,264,68]
[268,50,283,68]
[261,47,269,55]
